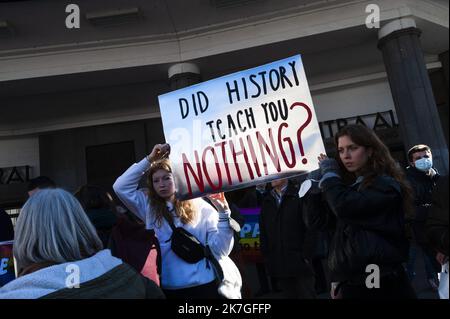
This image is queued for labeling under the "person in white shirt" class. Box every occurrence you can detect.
[113,143,234,298]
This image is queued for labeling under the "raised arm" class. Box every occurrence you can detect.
[204,194,234,257]
[316,156,402,228]
[113,158,150,222]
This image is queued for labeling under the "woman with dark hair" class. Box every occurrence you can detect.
[0,208,14,242]
[74,185,118,248]
[113,144,238,299]
[303,124,416,299]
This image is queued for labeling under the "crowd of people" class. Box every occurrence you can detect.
[0,124,448,299]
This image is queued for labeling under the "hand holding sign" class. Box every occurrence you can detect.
[158,55,326,199]
[148,143,171,163]
[207,192,229,213]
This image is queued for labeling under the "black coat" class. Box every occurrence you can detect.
[0,209,14,242]
[259,183,314,278]
[427,175,449,256]
[303,175,409,283]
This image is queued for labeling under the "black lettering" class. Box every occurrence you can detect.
[278,99,289,120]
[191,93,198,116]
[216,119,226,140]
[245,108,256,129]
[323,120,334,138]
[268,102,278,121]
[288,61,300,86]
[226,80,240,104]
[227,115,239,137]
[241,77,249,100]
[336,118,348,130]
[206,120,216,142]
[6,166,24,184]
[258,71,268,95]
[269,69,281,91]
[236,110,246,133]
[179,98,189,119]
[389,110,398,126]
[249,74,261,98]
[260,103,270,124]
[319,122,325,139]
[197,91,209,113]
[279,66,293,89]
[373,112,391,130]
[355,116,368,127]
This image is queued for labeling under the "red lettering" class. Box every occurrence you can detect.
[256,128,281,175]
[278,123,296,168]
[202,146,222,191]
[215,141,233,186]
[182,152,205,197]
[229,137,254,182]
[246,134,262,178]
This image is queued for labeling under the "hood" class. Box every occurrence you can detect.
[0,250,122,299]
[85,208,117,230]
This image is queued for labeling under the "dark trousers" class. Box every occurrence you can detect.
[163,280,223,299]
[340,268,417,299]
[275,275,317,299]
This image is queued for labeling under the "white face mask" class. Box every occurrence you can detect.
[415,157,433,172]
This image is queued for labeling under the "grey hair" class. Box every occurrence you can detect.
[13,188,103,272]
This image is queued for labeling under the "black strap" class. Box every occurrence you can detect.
[161,208,178,245]
[162,205,223,281]
[204,245,224,281]
[161,208,177,231]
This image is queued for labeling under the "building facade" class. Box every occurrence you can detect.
[0,0,448,209]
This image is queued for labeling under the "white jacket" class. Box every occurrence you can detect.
[113,157,234,290]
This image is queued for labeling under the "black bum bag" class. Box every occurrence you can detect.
[170,226,205,263]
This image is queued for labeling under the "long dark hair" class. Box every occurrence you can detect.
[74,185,117,214]
[334,125,413,216]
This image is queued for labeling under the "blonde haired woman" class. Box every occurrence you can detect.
[113,143,235,298]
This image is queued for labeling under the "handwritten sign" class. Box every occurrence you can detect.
[0,241,15,287]
[158,55,325,199]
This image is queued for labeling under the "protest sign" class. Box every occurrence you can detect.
[238,207,261,262]
[0,240,15,287]
[158,55,325,199]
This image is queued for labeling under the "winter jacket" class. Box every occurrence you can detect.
[0,250,165,299]
[259,182,314,278]
[113,157,234,290]
[0,208,14,242]
[405,166,439,245]
[85,208,161,286]
[304,175,409,283]
[426,175,449,256]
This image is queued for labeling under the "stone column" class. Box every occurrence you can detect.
[168,62,201,90]
[378,18,449,175]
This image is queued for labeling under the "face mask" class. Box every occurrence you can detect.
[415,158,433,172]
